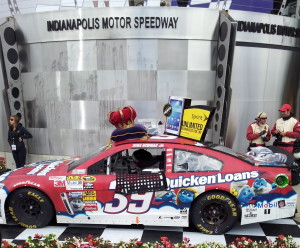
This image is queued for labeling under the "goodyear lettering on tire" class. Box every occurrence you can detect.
[9,206,18,222]
[28,191,45,203]
[197,224,213,235]
[19,223,37,228]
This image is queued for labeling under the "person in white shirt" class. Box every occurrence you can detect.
[246,112,271,151]
[271,104,300,154]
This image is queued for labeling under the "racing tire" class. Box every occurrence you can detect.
[7,188,55,228]
[190,191,239,235]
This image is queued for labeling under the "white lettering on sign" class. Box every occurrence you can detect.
[27,161,64,176]
[132,144,159,148]
[37,161,63,176]
[132,144,142,147]
[13,181,41,188]
[26,161,63,176]
[167,171,260,189]
[27,164,46,175]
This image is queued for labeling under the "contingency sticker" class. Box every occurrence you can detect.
[66,180,83,190]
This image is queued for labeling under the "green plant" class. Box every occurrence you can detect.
[1,234,299,248]
[228,236,299,248]
[0,157,6,174]
[269,235,298,248]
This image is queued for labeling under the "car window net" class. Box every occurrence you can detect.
[115,172,167,195]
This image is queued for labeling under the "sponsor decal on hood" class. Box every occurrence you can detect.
[27,160,67,176]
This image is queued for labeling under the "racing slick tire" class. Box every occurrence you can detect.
[7,188,55,228]
[190,191,239,235]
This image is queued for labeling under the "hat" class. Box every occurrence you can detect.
[256,112,267,119]
[108,106,137,129]
[279,104,292,112]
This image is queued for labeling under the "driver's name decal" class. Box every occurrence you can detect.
[132,144,161,148]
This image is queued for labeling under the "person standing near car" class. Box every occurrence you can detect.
[246,112,271,151]
[271,104,300,154]
[7,115,32,168]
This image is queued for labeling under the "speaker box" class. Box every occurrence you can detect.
[129,0,144,6]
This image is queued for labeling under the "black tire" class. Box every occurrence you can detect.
[7,188,55,228]
[190,191,239,235]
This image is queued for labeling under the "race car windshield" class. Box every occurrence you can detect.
[68,146,107,171]
[213,145,254,164]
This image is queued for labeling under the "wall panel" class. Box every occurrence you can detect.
[0,8,299,158]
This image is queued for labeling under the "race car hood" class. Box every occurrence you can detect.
[0,157,75,182]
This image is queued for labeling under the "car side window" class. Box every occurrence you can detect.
[87,158,108,175]
[111,151,131,174]
[110,148,165,175]
[174,149,223,172]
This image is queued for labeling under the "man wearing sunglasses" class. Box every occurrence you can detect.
[271,104,300,154]
[246,112,271,151]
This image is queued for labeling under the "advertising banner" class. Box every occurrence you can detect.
[180,106,215,141]
[165,96,191,136]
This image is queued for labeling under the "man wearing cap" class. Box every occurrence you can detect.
[271,104,300,154]
[246,112,271,151]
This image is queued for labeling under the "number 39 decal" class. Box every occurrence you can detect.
[103,181,153,214]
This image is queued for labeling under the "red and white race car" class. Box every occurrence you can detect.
[0,135,299,234]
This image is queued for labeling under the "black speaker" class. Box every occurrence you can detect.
[177,0,189,7]
[0,20,25,122]
[212,11,237,144]
[129,0,144,6]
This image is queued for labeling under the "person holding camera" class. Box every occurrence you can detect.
[246,112,271,151]
[271,104,300,154]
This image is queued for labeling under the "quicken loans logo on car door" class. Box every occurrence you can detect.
[167,171,260,188]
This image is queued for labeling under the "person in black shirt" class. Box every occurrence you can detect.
[7,115,32,168]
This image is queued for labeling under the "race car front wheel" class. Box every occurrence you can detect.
[190,191,239,235]
[7,188,55,228]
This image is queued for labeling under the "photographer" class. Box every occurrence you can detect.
[271,104,300,154]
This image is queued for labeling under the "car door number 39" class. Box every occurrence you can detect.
[103,181,153,214]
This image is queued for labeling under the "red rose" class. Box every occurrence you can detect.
[183,237,190,243]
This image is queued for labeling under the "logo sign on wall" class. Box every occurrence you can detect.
[179,105,215,142]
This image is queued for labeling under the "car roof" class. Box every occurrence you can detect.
[111,135,199,147]
[110,136,250,162]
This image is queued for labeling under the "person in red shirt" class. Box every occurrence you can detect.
[271,104,300,154]
[246,112,271,151]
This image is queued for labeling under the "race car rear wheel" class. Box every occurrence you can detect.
[190,191,239,235]
[7,188,55,228]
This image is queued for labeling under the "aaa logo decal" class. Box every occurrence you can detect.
[67,176,81,181]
